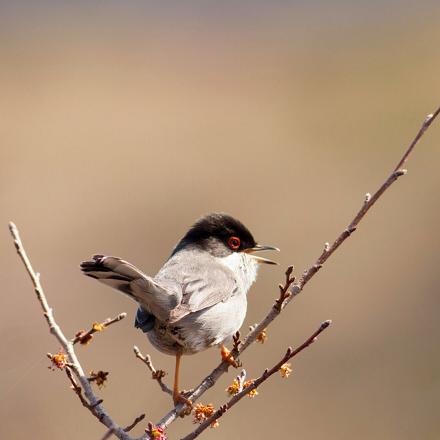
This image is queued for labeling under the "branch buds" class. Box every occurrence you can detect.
[226,378,258,398]
[47,350,68,370]
[193,403,219,428]
[88,370,109,389]
[256,328,268,344]
[279,363,292,378]
[146,423,167,440]
[232,331,241,351]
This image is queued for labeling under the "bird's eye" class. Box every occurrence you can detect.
[228,236,241,250]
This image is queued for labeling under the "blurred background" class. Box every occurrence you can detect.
[1,1,439,439]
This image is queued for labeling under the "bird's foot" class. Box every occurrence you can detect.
[220,345,241,368]
[173,391,193,417]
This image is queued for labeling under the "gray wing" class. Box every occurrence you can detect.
[167,263,239,323]
[81,255,178,322]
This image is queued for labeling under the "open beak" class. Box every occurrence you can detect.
[243,244,280,265]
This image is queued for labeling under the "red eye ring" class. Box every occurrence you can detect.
[228,236,241,250]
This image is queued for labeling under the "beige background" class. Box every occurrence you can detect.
[1,2,440,439]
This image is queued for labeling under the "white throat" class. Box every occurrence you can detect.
[219,252,259,294]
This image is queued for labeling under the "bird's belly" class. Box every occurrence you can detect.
[147,294,247,355]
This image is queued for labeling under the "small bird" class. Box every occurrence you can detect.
[80,213,278,406]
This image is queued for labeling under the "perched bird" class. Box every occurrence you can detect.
[80,213,278,406]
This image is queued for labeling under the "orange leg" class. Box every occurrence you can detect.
[173,352,192,410]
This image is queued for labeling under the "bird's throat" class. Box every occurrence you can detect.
[219,252,259,294]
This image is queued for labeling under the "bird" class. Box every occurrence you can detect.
[80,213,278,408]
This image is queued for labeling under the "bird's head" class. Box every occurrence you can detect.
[173,213,279,265]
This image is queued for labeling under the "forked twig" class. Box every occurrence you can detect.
[101,414,147,440]
[73,313,127,345]
[66,366,102,412]
[134,346,173,396]
[8,223,133,440]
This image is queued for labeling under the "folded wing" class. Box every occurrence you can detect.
[167,262,239,323]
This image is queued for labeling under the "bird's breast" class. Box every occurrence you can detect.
[218,252,259,295]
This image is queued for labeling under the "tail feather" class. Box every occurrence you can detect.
[80,255,176,321]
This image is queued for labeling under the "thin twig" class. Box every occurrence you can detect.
[133,346,173,396]
[290,106,440,298]
[9,223,134,440]
[232,331,241,351]
[124,414,146,433]
[101,414,146,440]
[155,107,440,430]
[73,313,127,345]
[275,265,295,311]
[181,321,332,440]
[66,366,101,411]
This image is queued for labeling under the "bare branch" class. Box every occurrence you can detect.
[394,108,440,170]
[9,222,135,440]
[155,106,440,430]
[290,106,440,298]
[181,320,332,440]
[124,414,146,434]
[274,265,295,312]
[66,366,102,411]
[133,346,172,396]
[73,313,127,345]
[101,414,146,440]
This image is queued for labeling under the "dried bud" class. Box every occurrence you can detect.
[48,350,68,370]
[75,330,93,345]
[279,363,292,378]
[226,379,240,396]
[152,370,166,380]
[227,378,258,397]
[243,380,258,398]
[88,370,109,388]
[92,322,106,332]
[256,328,268,344]
[193,403,215,424]
[146,424,167,440]
[210,419,220,429]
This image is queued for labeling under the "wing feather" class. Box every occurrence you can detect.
[168,263,238,323]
